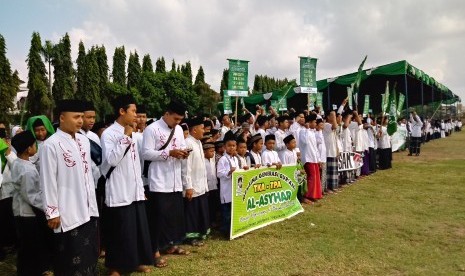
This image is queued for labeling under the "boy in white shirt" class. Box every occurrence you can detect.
[261,134,282,169]
[216,131,238,237]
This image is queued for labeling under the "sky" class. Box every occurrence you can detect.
[1,0,464,102]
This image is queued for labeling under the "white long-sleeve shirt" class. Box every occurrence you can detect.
[11,158,41,217]
[205,158,217,191]
[142,118,186,193]
[261,149,281,166]
[410,114,424,138]
[316,130,326,163]
[181,135,208,197]
[40,129,98,233]
[274,128,288,154]
[80,129,101,189]
[299,128,320,164]
[100,122,145,207]
[281,149,298,165]
[323,123,339,158]
[1,151,17,200]
[217,154,238,204]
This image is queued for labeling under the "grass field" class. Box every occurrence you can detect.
[1,131,465,275]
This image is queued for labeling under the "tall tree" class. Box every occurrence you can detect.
[220,68,229,97]
[83,47,101,108]
[95,45,111,118]
[142,54,153,72]
[127,50,141,90]
[41,40,54,104]
[0,34,17,123]
[155,57,166,73]
[181,61,192,84]
[26,32,52,116]
[194,66,205,85]
[112,46,126,86]
[170,59,176,72]
[51,33,75,102]
[76,41,86,99]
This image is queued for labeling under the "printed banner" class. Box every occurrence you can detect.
[397,93,405,116]
[299,57,317,93]
[226,59,249,97]
[223,95,232,114]
[347,86,353,109]
[316,92,323,108]
[338,151,363,172]
[363,95,370,116]
[271,100,279,112]
[278,96,287,111]
[231,165,304,240]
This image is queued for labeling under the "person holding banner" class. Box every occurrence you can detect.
[246,134,263,168]
[217,131,239,237]
[275,116,290,162]
[323,110,340,193]
[299,114,322,203]
[340,110,355,184]
[261,134,282,169]
[377,117,392,170]
[408,111,423,156]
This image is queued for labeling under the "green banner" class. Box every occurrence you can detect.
[227,59,249,96]
[316,92,323,108]
[397,93,405,116]
[231,165,304,239]
[363,95,370,116]
[223,95,232,114]
[271,100,279,112]
[308,93,317,109]
[383,81,390,113]
[299,57,317,93]
[347,86,353,109]
[278,96,287,111]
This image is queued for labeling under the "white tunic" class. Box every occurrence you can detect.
[378,126,391,149]
[181,135,208,198]
[281,149,298,165]
[274,129,288,154]
[142,118,186,193]
[205,158,217,191]
[261,149,281,166]
[80,129,102,189]
[1,151,17,200]
[40,129,98,233]
[217,154,239,204]
[410,114,424,138]
[100,122,145,207]
[323,123,339,158]
[299,128,320,164]
[315,130,327,163]
[11,158,41,217]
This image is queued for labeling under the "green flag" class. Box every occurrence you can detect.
[223,95,232,114]
[363,95,370,116]
[397,93,405,116]
[347,85,353,109]
[387,86,398,136]
[353,55,367,106]
[383,81,390,113]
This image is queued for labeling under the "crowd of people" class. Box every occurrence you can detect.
[0,96,462,276]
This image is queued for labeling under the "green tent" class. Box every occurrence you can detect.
[220,60,460,116]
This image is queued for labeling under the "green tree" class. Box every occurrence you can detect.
[127,50,141,90]
[170,59,176,72]
[220,68,228,97]
[26,32,52,117]
[51,33,75,103]
[155,57,166,73]
[95,45,111,118]
[142,54,153,72]
[41,40,54,104]
[76,41,86,99]
[0,34,17,123]
[83,47,101,108]
[194,65,205,85]
[180,61,192,84]
[112,46,126,86]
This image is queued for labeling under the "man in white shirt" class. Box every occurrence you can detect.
[80,102,101,188]
[219,114,234,141]
[323,111,340,192]
[182,117,210,246]
[39,99,99,275]
[408,111,424,156]
[275,116,290,161]
[289,111,306,151]
[142,100,191,263]
[101,95,153,275]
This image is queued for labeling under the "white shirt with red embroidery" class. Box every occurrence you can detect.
[141,118,186,193]
[39,129,98,233]
[100,122,145,207]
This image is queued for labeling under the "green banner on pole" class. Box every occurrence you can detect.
[226,59,249,97]
[397,93,405,116]
[347,86,353,109]
[316,92,323,108]
[278,96,287,111]
[231,165,304,239]
[271,100,279,112]
[363,95,370,116]
[299,57,317,93]
[223,95,232,114]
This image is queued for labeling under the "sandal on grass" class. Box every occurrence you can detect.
[164,246,190,255]
[154,256,168,268]
[190,239,205,247]
[136,265,152,273]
